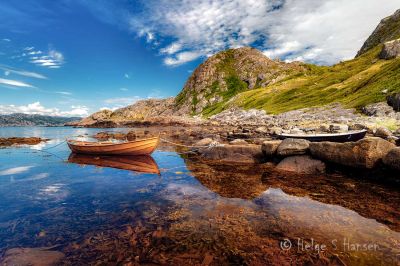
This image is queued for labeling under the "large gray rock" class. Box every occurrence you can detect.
[261,140,282,158]
[277,138,310,156]
[379,39,400,59]
[200,144,264,164]
[362,102,396,117]
[309,137,395,169]
[276,155,326,174]
[383,147,400,170]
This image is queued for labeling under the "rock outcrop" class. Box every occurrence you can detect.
[357,9,400,56]
[309,138,395,169]
[175,47,306,114]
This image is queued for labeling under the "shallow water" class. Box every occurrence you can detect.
[0,127,399,265]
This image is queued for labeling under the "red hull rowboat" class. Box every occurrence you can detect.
[67,137,159,156]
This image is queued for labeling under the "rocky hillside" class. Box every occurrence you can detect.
[0,113,80,126]
[357,9,400,56]
[71,98,201,127]
[175,47,307,115]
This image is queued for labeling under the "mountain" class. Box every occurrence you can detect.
[0,113,80,126]
[356,9,400,56]
[77,9,400,125]
[175,47,307,115]
[179,9,400,116]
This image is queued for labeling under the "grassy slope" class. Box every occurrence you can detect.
[208,45,400,115]
[201,49,305,116]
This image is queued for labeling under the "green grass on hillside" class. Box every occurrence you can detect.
[204,45,400,116]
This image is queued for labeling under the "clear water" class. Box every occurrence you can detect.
[0,127,399,265]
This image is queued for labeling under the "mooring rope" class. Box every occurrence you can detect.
[41,139,68,151]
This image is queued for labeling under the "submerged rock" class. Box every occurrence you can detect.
[0,137,47,146]
[261,140,282,158]
[199,144,264,164]
[195,138,214,147]
[276,155,326,174]
[1,247,65,266]
[383,147,400,170]
[276,138,310,156]
[309,137,395,169]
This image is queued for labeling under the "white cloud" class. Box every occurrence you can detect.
[131,0,400,65]
[0,78,34,88]
[120,87,128,91]
[164,51,202,66]
[0,166,34,176]
[2,38,11,42]
[160,42,182,55]
[104,96,141,105]
[0,65,47,79]
[100,106,119,111]
[0,102,89,117]
[55,91,72,95]
[30,48,65,68]
[124,73,130,79]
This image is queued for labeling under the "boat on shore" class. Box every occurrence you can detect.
[68,153,160,174]
[67,136,159,155]
[277,129,367,142]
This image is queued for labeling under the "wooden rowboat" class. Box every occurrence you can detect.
[68,153,160,174]
[67,136,159,155]
[277,130,367,142]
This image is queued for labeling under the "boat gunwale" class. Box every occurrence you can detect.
[67,136,159,147]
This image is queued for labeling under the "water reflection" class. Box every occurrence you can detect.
[0,127,399,265]
[68,153,160,174]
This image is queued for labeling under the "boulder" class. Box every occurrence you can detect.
[229,139,248,145]
[383,147,400,170]
[379,39,400,60]
[1,247,65,266]
[276,138,310,156]
[276,155,326,174]
[309,137,395,169]
[200,144,264,164]
[387,93,400,111]
[261,140,282,158]
[374,127,392,138]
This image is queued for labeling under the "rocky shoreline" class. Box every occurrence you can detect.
[71,99,400,179]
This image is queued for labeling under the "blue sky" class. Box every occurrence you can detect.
[0,0,399,116]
